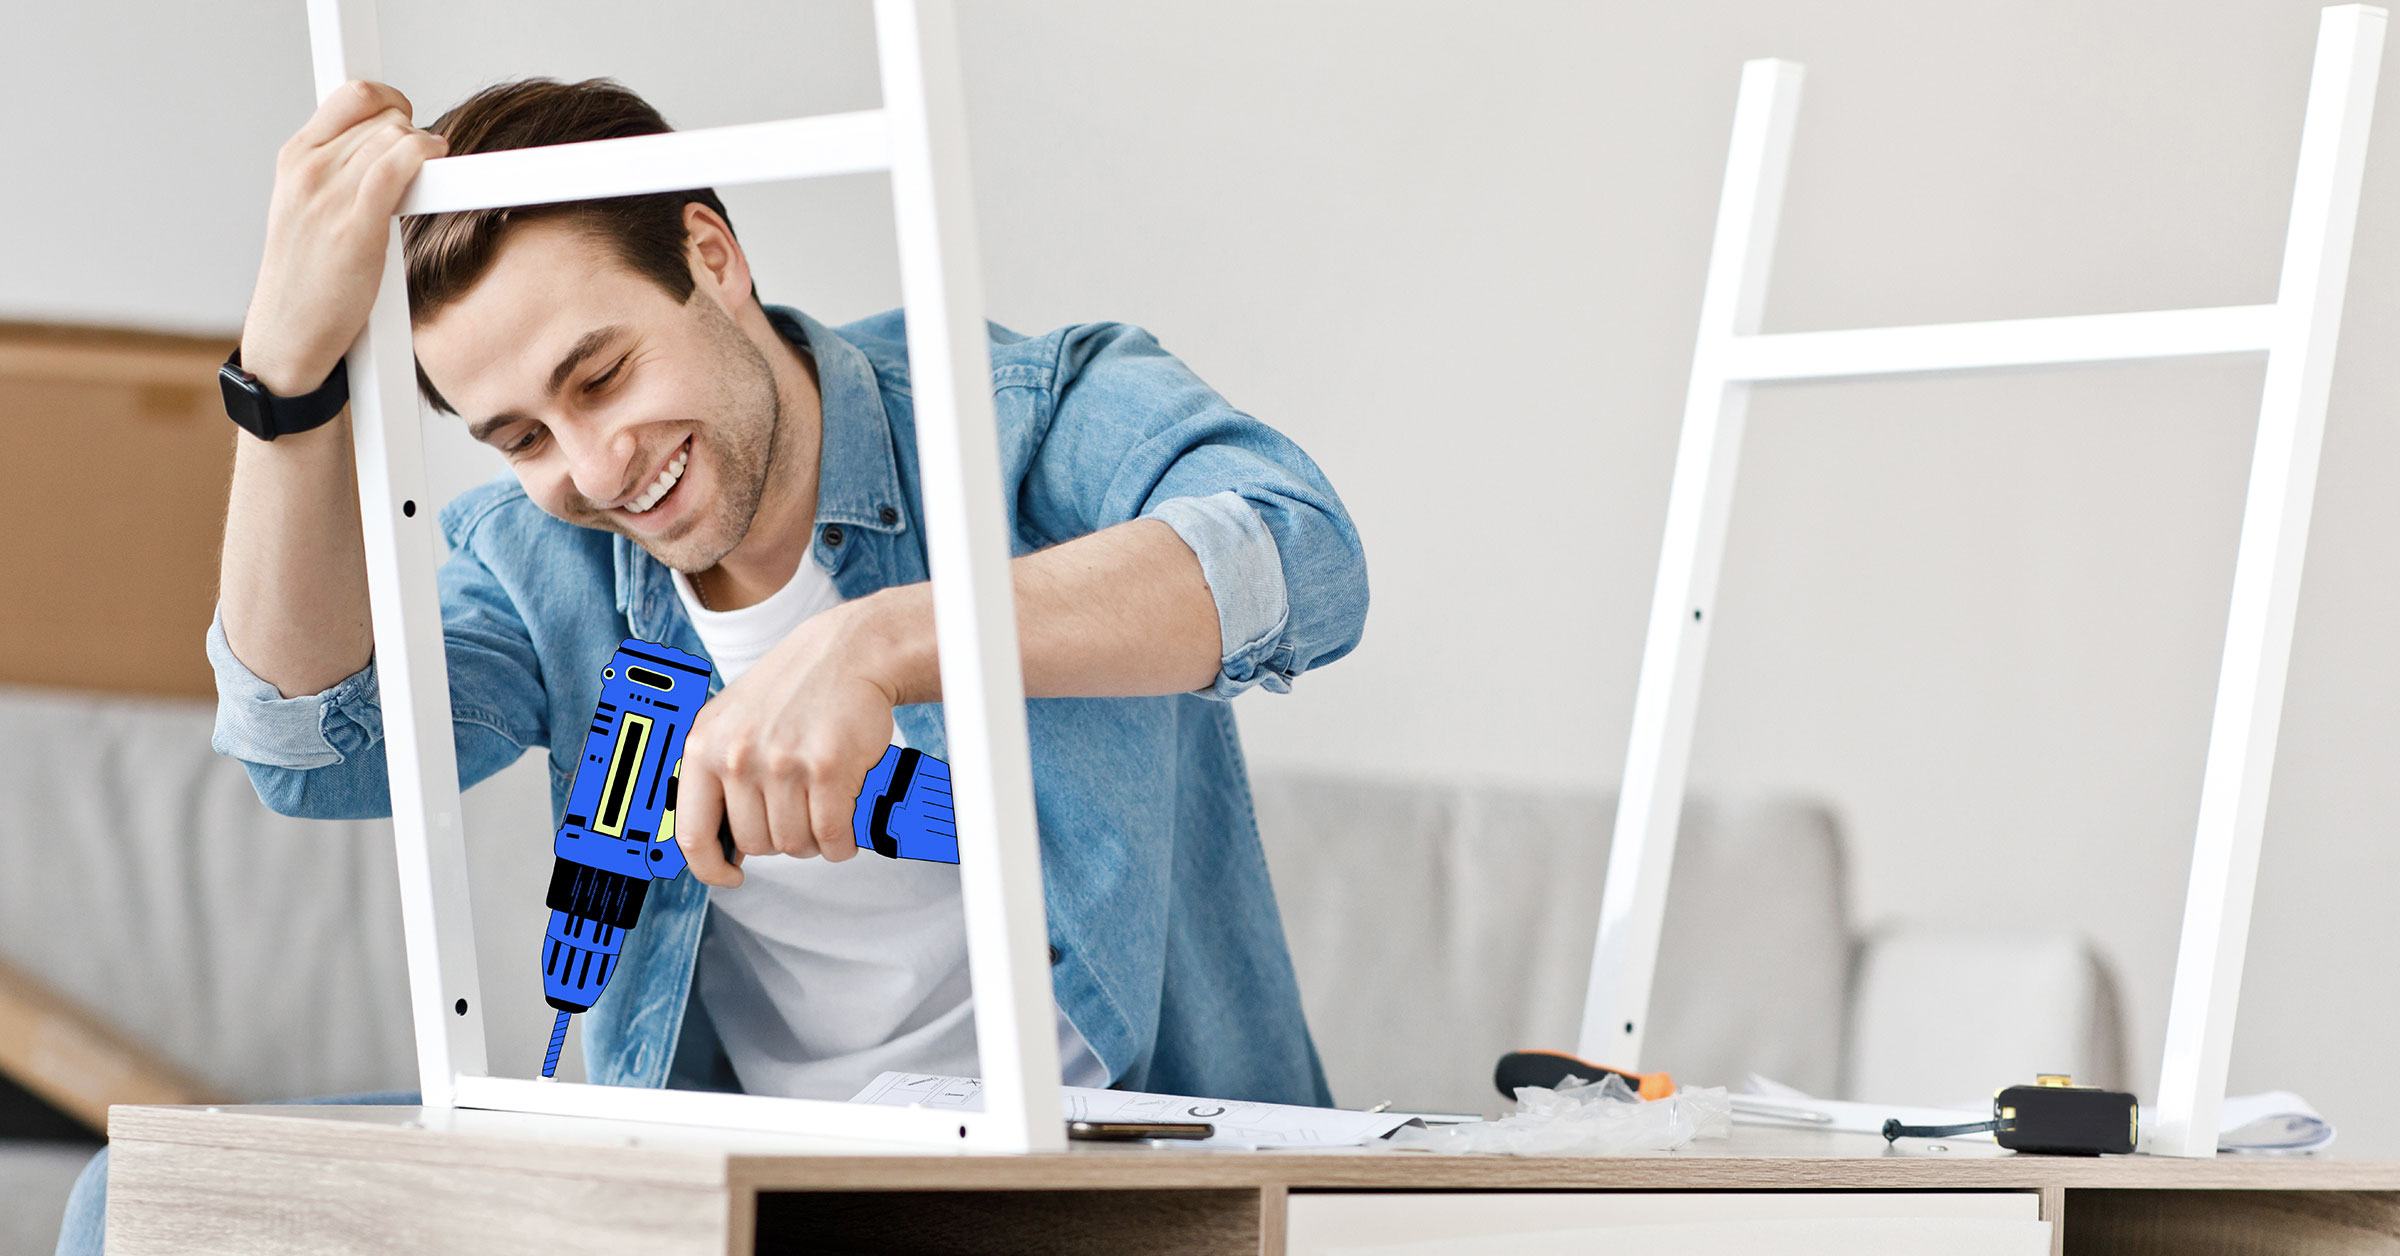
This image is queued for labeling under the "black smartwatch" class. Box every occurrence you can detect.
[219,349,351,441]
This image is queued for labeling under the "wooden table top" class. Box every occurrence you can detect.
[107,1103,2400,1195]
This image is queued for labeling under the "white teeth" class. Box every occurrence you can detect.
[626,446,688,514]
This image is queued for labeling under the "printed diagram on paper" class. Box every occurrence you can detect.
[852,1071,987,1110]
[851,1071,1421,1148]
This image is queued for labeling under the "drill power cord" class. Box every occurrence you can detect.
[1882,1117,2005,1141]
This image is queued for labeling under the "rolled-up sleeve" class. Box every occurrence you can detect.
[207,608,384,770]
[1015,323,1368,699]
[1143,492,1293,698]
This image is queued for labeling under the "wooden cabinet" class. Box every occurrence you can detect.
[104,1105,2400,1255]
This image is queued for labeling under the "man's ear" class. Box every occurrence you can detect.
[684,202,755,305]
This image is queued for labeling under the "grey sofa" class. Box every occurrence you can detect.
[1253,773,2129,1116]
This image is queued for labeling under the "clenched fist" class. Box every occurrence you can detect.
[670,598,916,887]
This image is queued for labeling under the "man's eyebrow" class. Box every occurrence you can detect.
[462,325,629,444]
[548,325,628,396]
[466,412,521,443]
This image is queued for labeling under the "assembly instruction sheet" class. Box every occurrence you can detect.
[850,1070,1422,1149]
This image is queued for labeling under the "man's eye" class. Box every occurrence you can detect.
[505,426,547,456]
[585,357,628,393]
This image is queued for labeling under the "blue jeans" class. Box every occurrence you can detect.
[53,1092,417,1256]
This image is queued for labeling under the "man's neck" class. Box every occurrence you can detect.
[693,310,824,611]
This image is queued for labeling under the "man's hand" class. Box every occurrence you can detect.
[672,602,907,887]
[240,80,447,394]
[667,516,1221,886]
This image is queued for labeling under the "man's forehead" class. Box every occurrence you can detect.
[415,222,661,413]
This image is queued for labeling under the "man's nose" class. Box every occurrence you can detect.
[563,427,638,507]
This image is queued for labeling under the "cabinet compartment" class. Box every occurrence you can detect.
[1286,1190,2049,1256]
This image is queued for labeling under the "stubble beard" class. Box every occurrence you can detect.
[597,298,784,576]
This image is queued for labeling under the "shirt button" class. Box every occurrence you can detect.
[823,525,845,548]
[879,506,899,526]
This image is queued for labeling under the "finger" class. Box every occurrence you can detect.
[329,108,417,172]
[765,777,821,860]
[354,130,447,216]
[811,754,875,864]
[674,761,742,887]
[292,80,414,152]
[724,781,777,859]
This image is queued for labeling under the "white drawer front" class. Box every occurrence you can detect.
[1289,1192,2048,1256]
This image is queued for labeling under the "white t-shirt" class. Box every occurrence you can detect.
[671,557,1107,1100]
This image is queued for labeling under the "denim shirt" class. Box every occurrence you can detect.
[207,307,1366,1106]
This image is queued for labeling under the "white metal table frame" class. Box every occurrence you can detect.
[1577,4,2385,1159]
[310,0,1066,1152]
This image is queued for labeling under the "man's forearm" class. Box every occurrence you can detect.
[217,415,375,699]
[215,81,449,702]
[851,517,1221,706]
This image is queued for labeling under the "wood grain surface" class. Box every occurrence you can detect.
[104,1106,2400,1256]
[107,1138,738,1256]
[110,1103,2400,1194]
[1258,1183,1288,1256]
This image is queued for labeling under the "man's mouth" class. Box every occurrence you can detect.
[624,439,691,515]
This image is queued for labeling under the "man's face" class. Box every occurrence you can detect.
[412,218,779,573]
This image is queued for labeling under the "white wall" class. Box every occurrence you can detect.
[14,0,2400,1148]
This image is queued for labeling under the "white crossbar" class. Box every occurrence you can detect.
[1581,6,2383,1163]
[453,1075,997,1145]
[1724,304,2279,382]
[396,111,892,217]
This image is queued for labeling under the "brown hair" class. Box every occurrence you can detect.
[403,78,745,412]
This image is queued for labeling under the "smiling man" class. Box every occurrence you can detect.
[214,77,1367,1105]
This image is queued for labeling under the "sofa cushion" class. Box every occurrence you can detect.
[1844,924,2129,1103]
[1252,774,1850,1114]
[0,686,564,1102]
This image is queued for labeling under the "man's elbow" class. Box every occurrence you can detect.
[240,760,393,822]
[1282,521,1370,675]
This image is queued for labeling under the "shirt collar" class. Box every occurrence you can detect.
[765,305,909,537]
[616,305,908,636]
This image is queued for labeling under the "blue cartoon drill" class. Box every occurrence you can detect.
[538,640,958,1078]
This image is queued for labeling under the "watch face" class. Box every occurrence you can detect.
[218,354,349,440]
[220,359,276,440]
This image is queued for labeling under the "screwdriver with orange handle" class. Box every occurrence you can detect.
[1494,1049,1675,1100]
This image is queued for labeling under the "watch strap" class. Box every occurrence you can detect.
[219,349,351,441]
